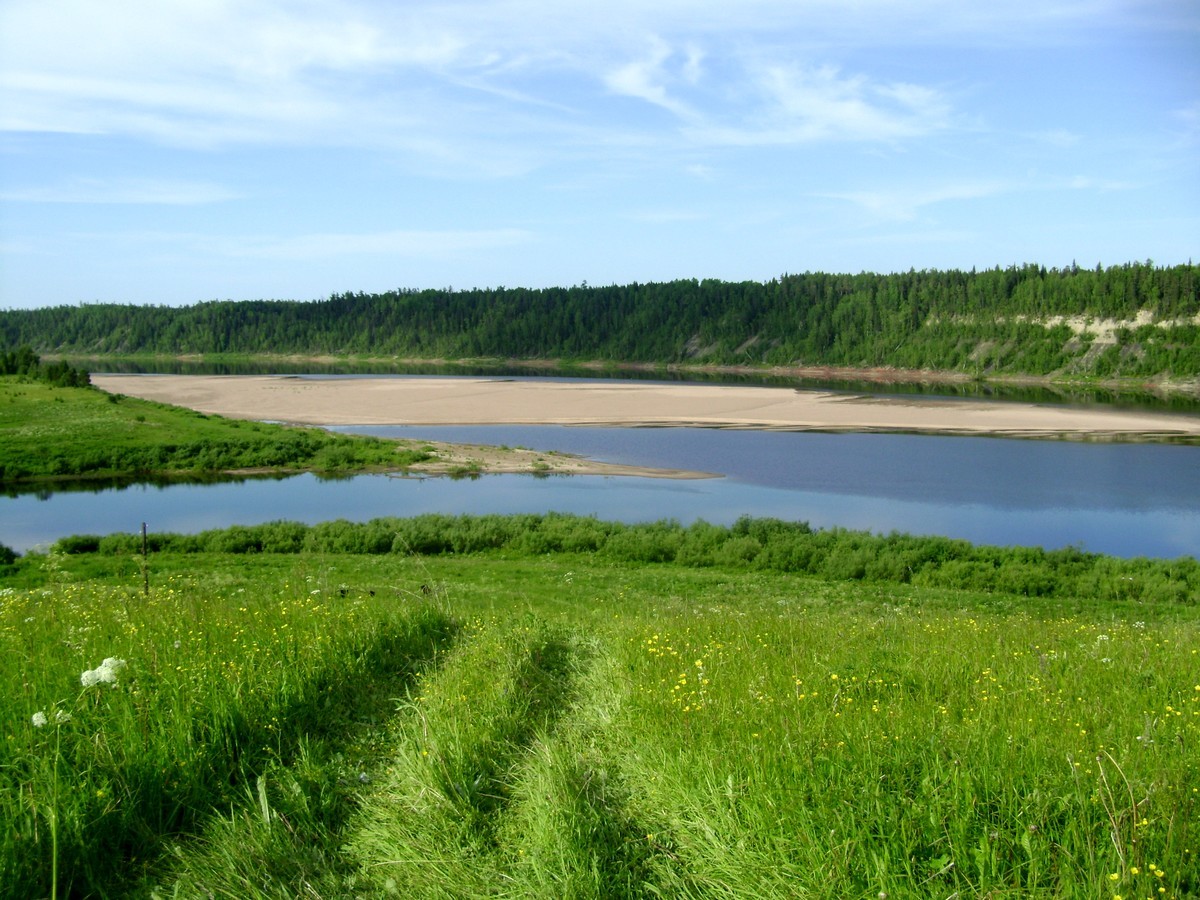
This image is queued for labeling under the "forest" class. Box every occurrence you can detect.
[3,262,1198,379]
[0,345,91,387]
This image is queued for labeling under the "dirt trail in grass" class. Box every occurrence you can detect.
[342,617,687,896]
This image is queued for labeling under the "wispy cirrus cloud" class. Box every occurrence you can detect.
[0,0,969,156]
[216,228,535,261]
[58,226,536,261]
[0,0,462,149]
[824,172,1140,224]
[1,177,240,205]
[822,181,1008,221]
[625,209,708,224]
[604,38,700,120]
[691,61,953,146]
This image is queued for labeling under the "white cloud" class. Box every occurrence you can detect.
[1,177,240,205]
[0,0,979,155]
[1170,101,1200,145]
[0,0,462,148]
[1031,128,1081,147]
[691,62,952,146]
[626,209,707,224]
[1066,175,1134,192]
[217,228,534,260]
[823,182,1007,221]
[4,0,1165,171]
[604,38,698,120]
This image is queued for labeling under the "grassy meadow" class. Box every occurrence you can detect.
[0,377,431,484]
[2,521,1197,898]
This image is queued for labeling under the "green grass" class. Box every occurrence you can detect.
[2,542,1197,898]
[0,378,430,483]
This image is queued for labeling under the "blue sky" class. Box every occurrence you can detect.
[1,1,1197,309]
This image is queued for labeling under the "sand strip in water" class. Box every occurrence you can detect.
[92,374,1200,444]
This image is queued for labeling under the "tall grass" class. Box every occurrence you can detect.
[1,553,455,897]
[335,558,1200,898]
[606,599,1198,896]
[2,544,1197,897]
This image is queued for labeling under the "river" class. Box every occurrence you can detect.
[5,422,1198,559]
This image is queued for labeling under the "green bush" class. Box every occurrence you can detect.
[53,535,102,554]
[53,514,1199,607]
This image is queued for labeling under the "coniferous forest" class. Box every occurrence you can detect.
[2,262,1198,379]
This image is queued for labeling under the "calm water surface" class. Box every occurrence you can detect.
[5,426,1198,559]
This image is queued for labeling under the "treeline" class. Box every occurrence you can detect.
[52,513,1199,605]
[3,262,1198,378]
[0,345,90,387]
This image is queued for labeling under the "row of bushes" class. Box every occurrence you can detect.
[52,513,1199,605]
[0,345,90,387]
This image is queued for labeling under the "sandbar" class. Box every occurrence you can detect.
[92,374,1200,443]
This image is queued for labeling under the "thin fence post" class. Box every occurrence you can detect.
[141,522,149,597]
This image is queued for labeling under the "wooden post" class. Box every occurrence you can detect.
[141,522,149,597]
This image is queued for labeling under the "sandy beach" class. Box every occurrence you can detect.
[92,374,1200,442]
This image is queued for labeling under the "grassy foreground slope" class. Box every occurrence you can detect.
[2,521,1197,898]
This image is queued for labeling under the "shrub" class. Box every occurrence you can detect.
[53,535,102,555]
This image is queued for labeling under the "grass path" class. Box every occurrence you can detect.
[3,547,1197,897]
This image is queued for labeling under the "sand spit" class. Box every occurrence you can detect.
[90,374,1200,444]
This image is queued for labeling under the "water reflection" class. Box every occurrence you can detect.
[336,426,1200,513]
[4,429,1199,559]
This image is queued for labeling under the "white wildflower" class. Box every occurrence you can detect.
[81,657,128,687]
[54,710,71,724]
[31,710,48,728]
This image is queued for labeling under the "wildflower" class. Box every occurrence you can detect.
[81,657,127,687]
[31,711,48,728]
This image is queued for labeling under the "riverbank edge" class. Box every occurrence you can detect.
[53,353,1200,399]
[89,373,1200,445]
[0,436,716,494]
